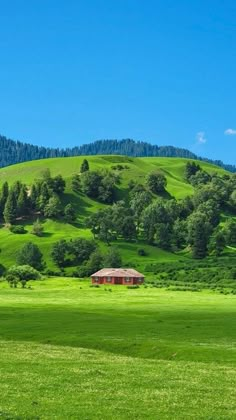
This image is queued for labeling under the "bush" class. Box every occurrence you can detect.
[127,285,140,289]
[137,249,147,256]
[7,265,41,282]
[10,225,27,234]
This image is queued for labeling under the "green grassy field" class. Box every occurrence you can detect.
[0,278,236,419]
[0,156,229,270]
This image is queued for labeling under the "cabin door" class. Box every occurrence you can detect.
[115,277,122,285]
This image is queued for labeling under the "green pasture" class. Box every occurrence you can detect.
[0,278,236,419]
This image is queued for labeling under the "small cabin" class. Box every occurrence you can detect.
[91,268,145,285]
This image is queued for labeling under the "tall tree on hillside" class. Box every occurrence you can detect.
[185,161,201,181]
[17,242,44,271]
[30,184,38,210]
[71,174,81,192]
[17,185,28,216]
[0,181,9,215]
[38,182,51,211]
[187,212,211,259]
[4,190,17,224]
[80,159,89,173]
[130,191,152,233]
[44,194,62,218]
[146,171,167,194]
[52,175,66,195]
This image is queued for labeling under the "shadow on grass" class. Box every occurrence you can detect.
[0,305,236,364]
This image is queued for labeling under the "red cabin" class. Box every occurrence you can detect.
[91,268,145,286]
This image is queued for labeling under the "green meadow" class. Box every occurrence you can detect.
[0,278,236,419]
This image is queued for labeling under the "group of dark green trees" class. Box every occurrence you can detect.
[0,169,68,224]
[85,161,236,258]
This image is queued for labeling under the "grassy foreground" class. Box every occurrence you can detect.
[0,278,236,419]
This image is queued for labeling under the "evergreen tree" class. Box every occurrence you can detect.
[44,194,62,218]
[30,184,38,209]
[12,181,22,201]
[0,181,9,216]
[187,212,211,259]
[38,182,51,211]
[4,190,17,224]
[80,159,89,173]
[17,185,28,216]
[185,161,201,181]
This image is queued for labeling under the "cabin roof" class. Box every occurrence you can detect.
[91,268,144,278]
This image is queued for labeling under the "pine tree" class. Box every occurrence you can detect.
[44,194,62,218]
[30,184,38,209]
[3,190,17,224]
[80,159,89,173]
[17,185,28,216]
[38,182,51,211]
[0,181,9,216]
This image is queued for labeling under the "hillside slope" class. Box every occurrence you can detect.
[0,155,229,270]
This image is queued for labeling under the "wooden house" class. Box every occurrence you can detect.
[91,268,145,285]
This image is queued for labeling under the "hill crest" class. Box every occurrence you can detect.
[0,135,235,172]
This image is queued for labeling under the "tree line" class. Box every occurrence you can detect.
[0,134,235,172]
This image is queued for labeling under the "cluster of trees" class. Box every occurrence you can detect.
[1,134,235,172]
[84,162,236,259]
[70,159,121,204]
[5,236,123,287]
[51,238,122,277]
[0,169,78,225]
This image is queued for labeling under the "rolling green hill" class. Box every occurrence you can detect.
[0,155,229,270]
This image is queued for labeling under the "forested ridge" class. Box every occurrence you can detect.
[0,135,235,172]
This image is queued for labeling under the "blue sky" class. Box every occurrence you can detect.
[0,1,236,163]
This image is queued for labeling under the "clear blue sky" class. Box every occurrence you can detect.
[0,0,236,163]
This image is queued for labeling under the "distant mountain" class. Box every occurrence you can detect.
[0,135,235,172]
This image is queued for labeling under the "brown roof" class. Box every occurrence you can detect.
[91,268,144,278]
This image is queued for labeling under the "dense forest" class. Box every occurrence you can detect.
[0,135,235,172]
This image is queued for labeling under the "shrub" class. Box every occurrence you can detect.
[127,285,140,289]
[10,225,27,234]
[137,249,147,256]
[7,265,41,282]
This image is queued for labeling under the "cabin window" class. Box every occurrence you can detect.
[94,277,99,282]
[106,277,112,282]
[138,278,143,282]
[125,277,131,282]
